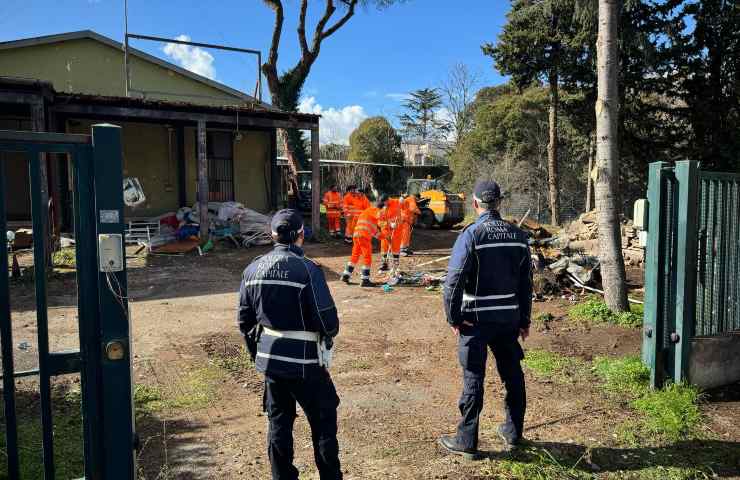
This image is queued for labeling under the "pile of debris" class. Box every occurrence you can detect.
[515,210,645,298]
[557,210,645,266]
[127,201,274,255]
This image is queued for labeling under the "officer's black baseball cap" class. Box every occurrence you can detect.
[271,209,304,239]
[473,180,502,205]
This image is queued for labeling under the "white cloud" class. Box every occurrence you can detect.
[162,35,216,80]
[298,96,368,145]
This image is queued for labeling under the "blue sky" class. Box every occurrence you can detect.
[0,0,510,142]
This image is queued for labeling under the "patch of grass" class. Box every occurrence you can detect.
[210,344,253,375]
[532,312,555,328]
[480,447,592,480]
[52,247,76,268]
[602,465,713,479]
[348,359,372,370]
[133,364,225,413]
[592,356,650,398]
[166,364,224,410]
[0,387,84,479]
[523,350,589,383]
[569,297,643,328]
[134,384,166,414]
[631,383,702,444]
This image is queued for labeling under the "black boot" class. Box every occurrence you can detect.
[341,274,351,284]
[496,424,523,451]
[361,279,375,287]
[438,435,480,460]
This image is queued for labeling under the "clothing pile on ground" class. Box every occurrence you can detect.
[139,201,273,254]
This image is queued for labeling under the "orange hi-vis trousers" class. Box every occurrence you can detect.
[326,210,341,234]
[344,237,373,280]
[345,214,360,239]
[350,237,373,267]
[399,221,413,249]
[380,225,403,256]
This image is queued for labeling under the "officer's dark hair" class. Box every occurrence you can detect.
[376,194,389,208]
[274,221,301,244]
[476,197,502,211]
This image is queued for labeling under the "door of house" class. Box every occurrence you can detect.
[0,125,135,479]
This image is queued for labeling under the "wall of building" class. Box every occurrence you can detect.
[68,119,179,218]
[0,38,243,106]
[0,117,32,220]
[234,130,271,212]
[184,128,271,212]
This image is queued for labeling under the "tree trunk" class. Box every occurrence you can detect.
[595,0,629,312]
[585,131,595,212]
[547,70,560,226]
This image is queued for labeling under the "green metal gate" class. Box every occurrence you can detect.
[643,160,740,388]
[0,125,135,479]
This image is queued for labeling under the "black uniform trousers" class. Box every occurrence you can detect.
[455,322,526,451]
[263,370,342,480]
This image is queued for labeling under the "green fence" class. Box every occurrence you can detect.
[643,161,740,388]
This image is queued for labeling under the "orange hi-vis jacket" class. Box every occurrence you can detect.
[343,193,363,217]
[323,191,342,212]
[353,206,382,239]
[401,196,421,223]
[379,197,402,229]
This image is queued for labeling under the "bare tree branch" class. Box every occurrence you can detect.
[262,0,284,73]
[322,0,358,40]
[298,0,310,59]
[311,0,338,55]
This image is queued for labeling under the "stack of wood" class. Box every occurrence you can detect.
[621,224,644,266]
[559,210,645,266]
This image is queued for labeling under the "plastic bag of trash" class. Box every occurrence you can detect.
[123,177,146,207]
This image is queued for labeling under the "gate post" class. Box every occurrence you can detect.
[673,161,700,383]
[643,162,667,388]
[91,124,136,479]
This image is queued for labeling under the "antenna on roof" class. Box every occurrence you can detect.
[123,0,131,97]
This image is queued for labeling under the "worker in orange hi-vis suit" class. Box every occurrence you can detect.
[378,196,404,272]
[322,185,343,238]
[342,185,361,244]
[400,193,421,256]
[341,196,388,287]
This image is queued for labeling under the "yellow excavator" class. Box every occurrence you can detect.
[406,175,465,229]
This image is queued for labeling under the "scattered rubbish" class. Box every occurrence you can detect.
[18,341,29,351]
[201,239,214,253]
[12,229,33,249]
[391,271,446,287]
[59,235,75,248]
[123,177,146,207]
[151,238,200,255]
[382,284,394,293]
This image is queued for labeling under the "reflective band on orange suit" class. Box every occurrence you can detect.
[400,196,420,248]
[323,190,342,233]
[350,206,381,268]
[380,198,403,255]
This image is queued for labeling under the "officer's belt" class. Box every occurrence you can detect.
[262,327,320,342]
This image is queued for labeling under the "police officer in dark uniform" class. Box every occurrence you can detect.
[238,209,342,480]
[438,180,532,458]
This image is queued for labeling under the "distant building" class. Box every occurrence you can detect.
[401,141,449,167]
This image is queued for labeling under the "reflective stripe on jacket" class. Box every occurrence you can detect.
[323,191,342,211]
[353,206,381,239]
[237,244,339,379]
[443,211,533,329]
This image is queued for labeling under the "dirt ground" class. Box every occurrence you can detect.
[3,229,740,479]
